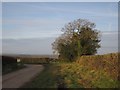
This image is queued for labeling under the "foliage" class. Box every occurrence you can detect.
[59,53,119,88]
[76,53,119,80]
[2,56,17,66]
[52,19,101,61]
[2,56,25,75]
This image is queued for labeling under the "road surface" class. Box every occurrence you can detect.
[2,64,44,88]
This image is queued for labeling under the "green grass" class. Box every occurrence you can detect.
[21,64,60,88]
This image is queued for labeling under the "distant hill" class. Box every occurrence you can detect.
[1,54,58,59]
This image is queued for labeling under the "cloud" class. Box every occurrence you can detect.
[102,31,118,35]
[3,18,118,39]
[3,3,118,18]
[22,5,116,18]
[2,31,118,55]
[3,18,68,27]
[3,18,67,39]
[2,2,118,40]
[2,37,55,55]
[3,29,62,39]
[97,31,118,54]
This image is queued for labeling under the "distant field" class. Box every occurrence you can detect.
[2,54,58,59]
[22,52,120,88]
[2,54,58,65]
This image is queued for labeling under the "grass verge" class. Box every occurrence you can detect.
[21,64,61,88]
[21,53,120,88]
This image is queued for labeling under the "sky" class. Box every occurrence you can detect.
[2,2,118,55]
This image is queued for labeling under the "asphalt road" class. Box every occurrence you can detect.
[2,64,44,88]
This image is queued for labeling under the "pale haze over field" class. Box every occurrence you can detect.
[2,2,118,55]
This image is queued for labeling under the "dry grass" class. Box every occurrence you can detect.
[59,53,120,88]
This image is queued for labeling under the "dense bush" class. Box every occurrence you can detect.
[2,56,17,66]
[2,56,24,74]
[76,53,119,80]
[59,53,119,88]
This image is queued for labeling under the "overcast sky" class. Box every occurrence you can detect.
[2,2,118,55]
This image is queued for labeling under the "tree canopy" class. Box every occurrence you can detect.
[52,19,101,61]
